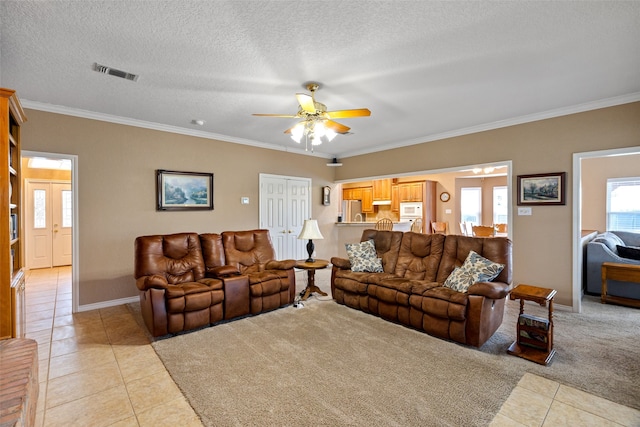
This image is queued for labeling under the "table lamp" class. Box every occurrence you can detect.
[298,219,324,262]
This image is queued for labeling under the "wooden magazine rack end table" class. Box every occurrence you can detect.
[507,284,557,365]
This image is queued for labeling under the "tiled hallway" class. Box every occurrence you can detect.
[25,266,201,426]
[24,267,640,426]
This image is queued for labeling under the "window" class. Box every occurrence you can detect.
[62,190,72,228]
[34,189,46,229]
[607,178,640,232]
[493,186,508,224]
[461,187,481,225]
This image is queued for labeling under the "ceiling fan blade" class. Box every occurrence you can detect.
[324,120,350,134]
[325,108,371,119]
[252,113,298,118]
[296,93,316,114]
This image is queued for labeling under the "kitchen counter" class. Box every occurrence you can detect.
[335,221,413,232]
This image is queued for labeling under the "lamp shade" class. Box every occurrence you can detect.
[298,219,324,240]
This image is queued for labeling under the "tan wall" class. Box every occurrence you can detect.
[21,110,339,305]
[581,153,640,232]
[335,102,640,306]
[20,102,640,307]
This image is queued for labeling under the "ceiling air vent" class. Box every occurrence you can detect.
[93,63,139,82]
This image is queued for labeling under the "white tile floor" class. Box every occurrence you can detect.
[24,267,640,426]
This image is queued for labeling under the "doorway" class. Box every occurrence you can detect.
[25,180,72,268]
[22,151,79,313]
[259,174,311,260]
[572,146,640,313]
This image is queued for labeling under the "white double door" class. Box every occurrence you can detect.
[25,180,73,269]
[260,174,310,261]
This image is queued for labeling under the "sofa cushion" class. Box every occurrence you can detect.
[617,245,640,261]
[346,240,383,272]
[443,250,504,293]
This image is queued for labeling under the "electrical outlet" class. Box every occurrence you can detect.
[518,207,532,216]
[241,197,249,205]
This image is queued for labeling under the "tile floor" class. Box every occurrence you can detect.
[23,267,640,427]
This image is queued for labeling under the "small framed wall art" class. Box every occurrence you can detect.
[156,169,214,211]
[517,172,566,206]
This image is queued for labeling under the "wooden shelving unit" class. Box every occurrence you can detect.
[1,88,27,340]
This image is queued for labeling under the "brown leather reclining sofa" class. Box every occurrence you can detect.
[134,229,296,337]
[331,229,512,347]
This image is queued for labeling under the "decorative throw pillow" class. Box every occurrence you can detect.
[345,240,383,272]
[443,250,505,293]
[616,245,640,261]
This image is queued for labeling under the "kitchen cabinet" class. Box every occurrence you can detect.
[391,185,399,212]
[399,182,424,202]
[343,187,364,201]
[372,179,392,201]
[361,187,374,213]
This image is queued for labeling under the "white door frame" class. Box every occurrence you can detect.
[22,151,79,314]
[572,145,640,313]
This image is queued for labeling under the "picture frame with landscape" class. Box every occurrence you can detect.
[156,169,214,211]
[517,172,566,206]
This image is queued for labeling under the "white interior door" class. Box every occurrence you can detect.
[52,182,72,266]
[25,180,72,269]
[260,174,310,260]
[25,181,53,269]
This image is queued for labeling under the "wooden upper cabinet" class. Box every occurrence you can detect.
[372,179,392,201]
[399,182,423,202]
[361,187,374,213]
[391,185,399,212]
[343,187,367,201]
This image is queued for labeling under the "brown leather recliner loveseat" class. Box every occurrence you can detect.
[331,229,512,347]
[134,229,296,337]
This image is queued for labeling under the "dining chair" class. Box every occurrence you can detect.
[375,218,394,230]
[495,223,508,233]
[410,219,423,233]
[472,225,496,237]
[431,221,447,234]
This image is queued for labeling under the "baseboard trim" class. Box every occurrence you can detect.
[78,296,139,312]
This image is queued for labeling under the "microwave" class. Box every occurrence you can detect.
[400,202,423,219]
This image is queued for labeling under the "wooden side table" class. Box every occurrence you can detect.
[507,284,557,365]
[601,262,640,308]
[295,259,329,301]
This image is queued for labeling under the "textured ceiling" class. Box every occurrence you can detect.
[1,1,639,159]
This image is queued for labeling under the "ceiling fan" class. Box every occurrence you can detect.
[253,82,371,147]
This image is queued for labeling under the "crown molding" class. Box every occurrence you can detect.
[337,92,640,159]
[22,91,640,160]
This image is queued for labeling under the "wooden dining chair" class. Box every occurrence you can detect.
[431,221,447,234]
[472,225,496,237]
[410,219,423,233]
[494,223,508,233]
[375,218,394,230]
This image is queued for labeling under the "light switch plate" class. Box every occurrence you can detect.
[518,207,532,215]
[241,197,249,204]
[445,209,452,214]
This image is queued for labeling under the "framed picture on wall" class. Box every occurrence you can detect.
[156,169,214,211]
[517,172,566,206]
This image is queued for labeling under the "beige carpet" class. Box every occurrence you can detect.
[147,270,640,426]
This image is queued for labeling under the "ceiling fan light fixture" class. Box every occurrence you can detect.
[325,128,337,141]
[290,123,305,143]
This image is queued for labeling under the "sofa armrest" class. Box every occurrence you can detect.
[265,259,296,270]
[468,281,510,299]
[136,275,169,291]
[209,265,241,277]
[331,257,351,270]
